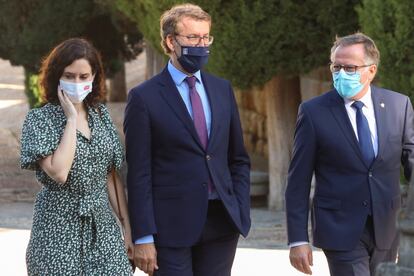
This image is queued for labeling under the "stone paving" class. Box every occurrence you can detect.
[0,58,329,275]
[0,202,330,276]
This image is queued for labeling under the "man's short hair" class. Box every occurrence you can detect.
[160,3,211,54]
[330,32,380,66]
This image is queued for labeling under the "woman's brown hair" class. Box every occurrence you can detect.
[39,38,106,106]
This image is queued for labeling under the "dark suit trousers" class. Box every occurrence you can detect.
[154,200,240,276]
[323,216,399,276]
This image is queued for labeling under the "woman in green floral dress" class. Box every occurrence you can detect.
[20,38,134,275]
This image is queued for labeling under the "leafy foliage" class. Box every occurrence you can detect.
[358,0,414,101]
[24,69,42,108]
[0,0,143,107]
[116,0,360,89]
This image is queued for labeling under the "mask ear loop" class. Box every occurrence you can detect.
[172,36,183,59]
[359,66,371,88]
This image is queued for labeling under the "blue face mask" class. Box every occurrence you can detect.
[333,70,366,99]
[176,40,209,73]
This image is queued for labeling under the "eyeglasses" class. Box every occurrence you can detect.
[330,63,373,75]
[175,34,214,46]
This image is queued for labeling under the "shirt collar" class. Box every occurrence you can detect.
[167,60,202,86]
[344,86,373,109]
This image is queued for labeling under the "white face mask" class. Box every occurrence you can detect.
[59,79,93,103]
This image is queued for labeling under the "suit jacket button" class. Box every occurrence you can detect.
[206,155,211,160]
[368,172,373,177]
[363,200,368,207]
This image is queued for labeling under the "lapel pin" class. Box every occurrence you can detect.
[380,102,385,108]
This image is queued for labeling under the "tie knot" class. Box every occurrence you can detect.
[352,101,364,111]
[185,76,197,89]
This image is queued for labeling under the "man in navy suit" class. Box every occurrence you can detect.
[285,32,414,275]
[124,3,250,276]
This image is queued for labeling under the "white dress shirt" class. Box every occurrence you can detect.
[344,86,378,156]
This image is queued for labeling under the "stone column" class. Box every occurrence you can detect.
[376,178,414,275]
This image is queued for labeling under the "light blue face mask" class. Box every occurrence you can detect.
[333,70,366,99]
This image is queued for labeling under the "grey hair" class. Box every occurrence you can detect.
[330,32,380,66]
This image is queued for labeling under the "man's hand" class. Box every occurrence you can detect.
[134,243,159,275]
[289,244,313,275]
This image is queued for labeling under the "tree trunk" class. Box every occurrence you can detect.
[145,42,165,80]
[266,75,301,210]
[300,66,332,101]
[108,62,126,102]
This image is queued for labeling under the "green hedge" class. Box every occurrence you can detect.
[358,0,414,102]
[116,0,360,89]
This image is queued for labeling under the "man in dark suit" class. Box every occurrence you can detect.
[285,32,414,276]
[124,3,250,276]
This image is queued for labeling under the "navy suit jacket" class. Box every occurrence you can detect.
[124,67,251,247]
[286,86,414,251]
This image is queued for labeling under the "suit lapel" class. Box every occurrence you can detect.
[329,91,369,168]
[157,67,205,150]
[371,86,386,166]
[201,72,220,150]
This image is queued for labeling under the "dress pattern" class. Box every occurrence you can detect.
[20,103,132,275]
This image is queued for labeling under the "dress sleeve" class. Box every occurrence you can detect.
[20,108,61,171]
[99,104,125,172]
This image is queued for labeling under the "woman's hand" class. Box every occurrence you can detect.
[57,87,77,122]
[37,87,78,184]
[124,230,134,259]
[124,231,136,271]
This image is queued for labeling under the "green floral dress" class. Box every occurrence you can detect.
[20,103,133,276]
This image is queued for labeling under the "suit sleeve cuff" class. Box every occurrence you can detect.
[289,241,309,248]
[134,235,154,244]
